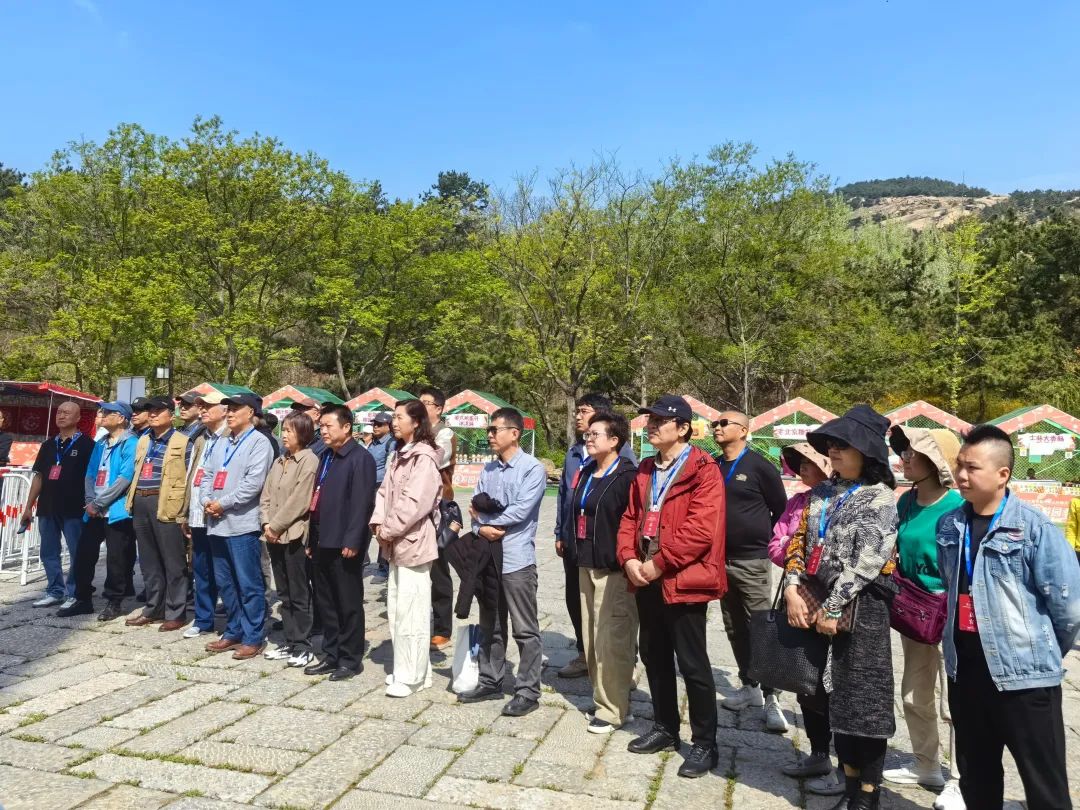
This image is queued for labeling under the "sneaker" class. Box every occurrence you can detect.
[430,635,451,651]
[781,751,833,778]
[763,694,789,733]
[286,650,315,668]
[806,769,845,796]
[263,644,292,661]
[934,780,965,810]
[883,762,946,788]
[182,625,206,639]
[721,684,764,711]
[33,595,63,608]
[60,597,77,610]
[677,744,719,778]
[557,653,589,679]
[587,717,616,734]
[386,680,429,698]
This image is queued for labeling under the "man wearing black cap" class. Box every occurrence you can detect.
[176,391,206,439]
[130,397,152,437]
[712,409,789,733]
[125,396,193,631]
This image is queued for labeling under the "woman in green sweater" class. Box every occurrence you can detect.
[882,427,965,810]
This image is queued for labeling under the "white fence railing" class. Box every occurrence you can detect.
[0,466,61,586]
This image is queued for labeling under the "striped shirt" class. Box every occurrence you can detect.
[137,429,174,490]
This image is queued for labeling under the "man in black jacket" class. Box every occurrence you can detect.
[305,404,376,681]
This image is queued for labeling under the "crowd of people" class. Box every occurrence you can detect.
[12,390,1080,810]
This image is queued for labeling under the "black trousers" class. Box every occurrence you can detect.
[833,734,886,786]
[132,493,187,622]
[430,547,454,638]
[562,543,584,652]
[948,651,1070,810]
[313,542,366,672]
[636,581,717,748]
[798,689,832,757]
[268,540,313,654]
[74,517,136,604]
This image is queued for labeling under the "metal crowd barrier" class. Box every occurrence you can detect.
[0,466,62,585]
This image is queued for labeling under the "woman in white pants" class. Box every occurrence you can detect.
[370,399,443,697]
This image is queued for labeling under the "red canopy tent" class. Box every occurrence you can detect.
[0,381,102,466]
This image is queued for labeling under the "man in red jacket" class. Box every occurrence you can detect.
[617,395,726,779]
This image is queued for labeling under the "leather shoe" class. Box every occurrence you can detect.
[457,685,503,703]
[159,619,186,632]
[205,637,241,653]
[232,643,266,660]
[56,600,94,618]
[125,615,161,627]
[677,744,720,778]
[501,695,539,717]
[304,659,337,676]
[328,667,358,681]
[628,725,680,755]
[98,602,124,622]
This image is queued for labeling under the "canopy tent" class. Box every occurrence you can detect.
[0,381,102,466]
[262,385,344,416]
[886,400,970,433]
[990,405,1080,483]
[444,391,536,485]
[629,395,726,458]
[188,382,258,399]
[345,388,416,423]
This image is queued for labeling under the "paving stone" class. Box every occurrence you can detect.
[186,739,311,775]
[427,775,641,809]
[253,718,415,809]
[57,725,142,751]
[123,662,262,686]
[284,678,371,712]
[71,753,273,803]
[414,699,505,732]
[718,726,801,753]
[359,744,456,797]
[161,800,254,810]
[529,709,607,767]
[0,713,23,734]
[212,704,356,752]
[222,676,310,706]
[346,690,432,721]
[649,746,733,810]
[1,657,119,698]
[489,704,564,740]
[407,722,477,750]
[0,736,92,771]
[730,762,803,809]
[104,682,235,729]
[122,701,253,755]
[448,733,534,781]
[0,763,111,809]
[74,783,175,809]
[0,653,27,670]
[7,670,145,716]
[333,792,460,810]
[0,624,78,657]
[577,746,659,803]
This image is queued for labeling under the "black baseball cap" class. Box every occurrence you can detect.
[144,396,174,412]
[372,412,393,425]
[175,390,200,405]
[131,397,153,412]
[638,395,692,423]
[221,394,263,415]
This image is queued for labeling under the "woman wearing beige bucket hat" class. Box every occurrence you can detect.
[882,426,965,810]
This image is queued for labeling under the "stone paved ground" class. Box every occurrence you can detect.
[1,493,1078,809]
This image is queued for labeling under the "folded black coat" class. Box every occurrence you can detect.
[444,530,503,620]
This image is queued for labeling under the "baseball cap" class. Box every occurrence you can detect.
[361,424,374,434]
[221,394,263,415]
[372,412,393,425]
[144,396,174,412]
[99,400,134,420]
[131,397,153,412]
[196,390,227,406]
[289,396,319,411]
[637,395,692,423]
[175,390,200,405]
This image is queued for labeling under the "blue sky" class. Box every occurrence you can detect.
[5,1,1080,198]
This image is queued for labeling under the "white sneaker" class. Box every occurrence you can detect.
[934,780,965,810]
[763,694,789,733]
[385,673,394,686]
[721,684,764,710]
[60,597,77,610]
[182,625,205,639]
[263,644,291,661]
[33,595,63,608]
[386,680,429,698]
[286,650,315,668]
[883,762,946,788]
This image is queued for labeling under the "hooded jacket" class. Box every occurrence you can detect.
[371,441,442,568]
[616,445,727,604]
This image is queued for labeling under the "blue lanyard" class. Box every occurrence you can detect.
[148,429,173,456]
[579,457,621,513]
[55,432,81,465]
[200,433,221,467]
[817,484,862,543]
[99,437,121,469]
[315,452,334,489]
[221,428,254,469]
[722,447,749,484]
[650,446,692,510]
[964,495,1008,580]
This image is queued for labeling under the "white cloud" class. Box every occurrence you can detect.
[73,0,102,20]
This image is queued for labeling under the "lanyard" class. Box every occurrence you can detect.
[722,447,749,484]
[200,433,221,467]
[964,495,1008,580]
[579,457,621,513]
[99,437,121,469]
[148,429,173,457]
[650,446,692,510]
[315,452,334,489]
[55,432,81,465]
[817,484,862,543]
[221,428,254,469]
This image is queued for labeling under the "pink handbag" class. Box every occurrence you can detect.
[889,571,947,645]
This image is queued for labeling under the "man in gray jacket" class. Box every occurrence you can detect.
[198,394,273,660]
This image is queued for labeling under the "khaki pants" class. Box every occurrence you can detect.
[580,567,639,725]
[899,634,954,774]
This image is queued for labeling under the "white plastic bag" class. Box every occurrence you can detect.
[451,623,481,694]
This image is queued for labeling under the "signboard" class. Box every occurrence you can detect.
[353,411,386,425]
[1017,433,1076,455]
[773,424,821,440]
[446,413,489,428]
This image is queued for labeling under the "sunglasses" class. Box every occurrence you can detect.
[486,426,516,435]
[711,419,746,429]
[826,438,851,451]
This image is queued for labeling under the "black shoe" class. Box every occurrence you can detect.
[501,695,539,717]
[329,667,358,682]
[272,619,284,631]
[677,744,719,778]
[136,590,147,603]
[304,659,337,676]
[848,788,880,810]
[56,600,94,618]
[829,774,860,810]
[457,685,503,703]
[627,725,680,755]
[98,601,124,622]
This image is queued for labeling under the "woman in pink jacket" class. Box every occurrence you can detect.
[370,399,443,697]
[769,443,831,566]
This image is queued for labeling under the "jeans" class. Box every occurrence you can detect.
[209,532,266,647]
[37,514,83,599]
[190,527,219,632]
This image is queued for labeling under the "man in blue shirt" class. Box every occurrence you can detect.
[458,407,547,718]
[366,411,395,581]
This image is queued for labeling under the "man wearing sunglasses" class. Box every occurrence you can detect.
[712,411,789,732]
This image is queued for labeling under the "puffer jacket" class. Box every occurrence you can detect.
[371,441,442,568]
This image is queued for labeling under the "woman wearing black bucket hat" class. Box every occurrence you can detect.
[782,404,899,810]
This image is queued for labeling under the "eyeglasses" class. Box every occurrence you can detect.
[711,419,746,429]
[486,426,516,435]
[645,416,675,427]
[826,438,851,451]
[574,406,595,416]
[582,431,611,441]
[419,399,439,408]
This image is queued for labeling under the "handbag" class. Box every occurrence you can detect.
[889,571,947,644]
[747,581,829,696]
[437,499,463,550]
[795,577,857,633]
[451,623,482,694]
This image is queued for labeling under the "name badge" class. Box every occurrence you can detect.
[48,464,62,481]
[642,509,660,537]
[193,469,205,487]
[309,488,321,512]
[212,471,228,490]
[140,462,155,480]
[958,594,978,632]
[95,469,107,487]
[806,545,823,575]
[576,514,587,540]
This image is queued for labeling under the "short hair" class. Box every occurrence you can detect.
[396,400,437,449]
[588,412,629,452]
[322,404,354,429]
[963,424,1015,473]
[262,412,279,430]
[576,393,612,412]
[675,419,693,443]
[282,411,314,449]
[418,387,446,409]
[491,407,524,433]
[859,457,897,490]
